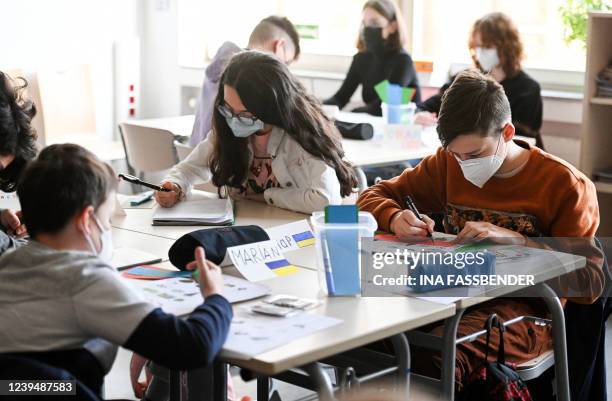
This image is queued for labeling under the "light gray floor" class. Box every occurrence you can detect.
[104,348,314,401]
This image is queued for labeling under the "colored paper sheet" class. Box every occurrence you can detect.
[323,204,360,295]
[374,79,389,103]
[401,87,415,104]
[121,265,192,280]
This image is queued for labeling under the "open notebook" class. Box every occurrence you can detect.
[152,198,234,226]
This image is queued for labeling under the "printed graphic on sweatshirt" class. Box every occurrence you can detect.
[445,203,542,237]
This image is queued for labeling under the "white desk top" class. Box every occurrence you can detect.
[111,196,315,270]
[127,113,439,167]
[214,264,455,374]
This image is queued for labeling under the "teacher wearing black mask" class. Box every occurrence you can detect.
[324,0,421,116]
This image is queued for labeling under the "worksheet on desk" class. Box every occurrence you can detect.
[123,275,270,315]
[222,309,342,359]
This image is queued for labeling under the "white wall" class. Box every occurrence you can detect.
[139,0,181,118]
[0,0,139,140]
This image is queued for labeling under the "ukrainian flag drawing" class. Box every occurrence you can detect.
[265,259,299,276]
[292,231,315,247]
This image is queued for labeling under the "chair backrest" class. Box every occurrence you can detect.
[119,123,178,173]
[0,354,101,401]
[174,140,194,162]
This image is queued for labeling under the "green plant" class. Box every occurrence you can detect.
[559,0,612,48]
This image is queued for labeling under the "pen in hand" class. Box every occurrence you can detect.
[118,174,171,192]
[404,196,433,238]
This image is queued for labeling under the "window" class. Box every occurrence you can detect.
[410,0,587,76]
[178,0,364,68]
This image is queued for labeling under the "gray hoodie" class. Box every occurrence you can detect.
[189,41,242,146]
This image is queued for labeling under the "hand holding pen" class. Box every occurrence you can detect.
[389,195,434,238]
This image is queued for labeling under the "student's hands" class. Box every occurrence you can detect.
[390,210,434,237]
[414,111,438,126]
[0,209,27,238]
[186,247,224,297]
[154,181,181,208]
[453,222,526,245]
[129,353,152,399]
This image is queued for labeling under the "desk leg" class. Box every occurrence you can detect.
[303,362,335,401]
[257,376,270,401]
[212,362,228,401]
[441,309,465,401]
[389,333,410,397]
[354,167,368,192]
[539,283,570,401]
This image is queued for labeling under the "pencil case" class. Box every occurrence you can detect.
[169,225,269,269]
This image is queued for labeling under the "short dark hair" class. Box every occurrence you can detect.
[0,71,38,192]
[249,16,301,60]
[437,69,511,147]
[18,144,118,238]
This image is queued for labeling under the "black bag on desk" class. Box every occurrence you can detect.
[460,314,533,401]
[334,120,374,140]
[168,225,269,269]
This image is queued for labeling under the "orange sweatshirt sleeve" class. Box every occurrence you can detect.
[548,177,604,304]
[357,147,448,232]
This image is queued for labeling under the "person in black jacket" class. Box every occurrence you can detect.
[416,12,544,148]
[324,0,421,116]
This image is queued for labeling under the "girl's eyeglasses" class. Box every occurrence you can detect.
[217,103,260,126]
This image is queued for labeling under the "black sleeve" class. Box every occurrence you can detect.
[124,294,233,370]
[511,86,543,135]
[323,56,361,109]
[417,79,454,113]
[389,53,421,103]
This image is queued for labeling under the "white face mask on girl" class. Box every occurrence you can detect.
[475,47,500,72]
[84,214,114,264]
[455,135,505,188]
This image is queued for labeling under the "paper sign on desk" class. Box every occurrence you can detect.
[227,240,299,282]
[265,220,315,252]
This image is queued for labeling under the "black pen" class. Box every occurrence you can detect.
[118,174,171,192]
[404,195,432,238]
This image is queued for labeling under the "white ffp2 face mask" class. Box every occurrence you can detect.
[455,137,505,188]
[84,215,114,264]
[475,47,500,72]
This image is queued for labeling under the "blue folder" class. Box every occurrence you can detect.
[324,205,360,296]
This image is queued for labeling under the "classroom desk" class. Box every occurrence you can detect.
[111,196,316,270]
[111,198,582,401]
[128,261,455,401]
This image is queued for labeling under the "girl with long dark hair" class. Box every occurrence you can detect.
[156,51,357,213]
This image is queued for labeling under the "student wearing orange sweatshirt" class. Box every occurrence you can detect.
[357,69,604,397]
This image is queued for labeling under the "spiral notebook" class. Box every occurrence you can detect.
[152,198,234,226]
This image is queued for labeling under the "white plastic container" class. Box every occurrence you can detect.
[310,211,378,297]
[381,102,417,125]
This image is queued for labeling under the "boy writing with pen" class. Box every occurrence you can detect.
[357,70,603,394]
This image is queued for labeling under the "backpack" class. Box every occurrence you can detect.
[460,313,533,401]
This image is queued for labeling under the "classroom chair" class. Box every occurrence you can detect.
[174,140,194,162]
[119,123,179,193]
